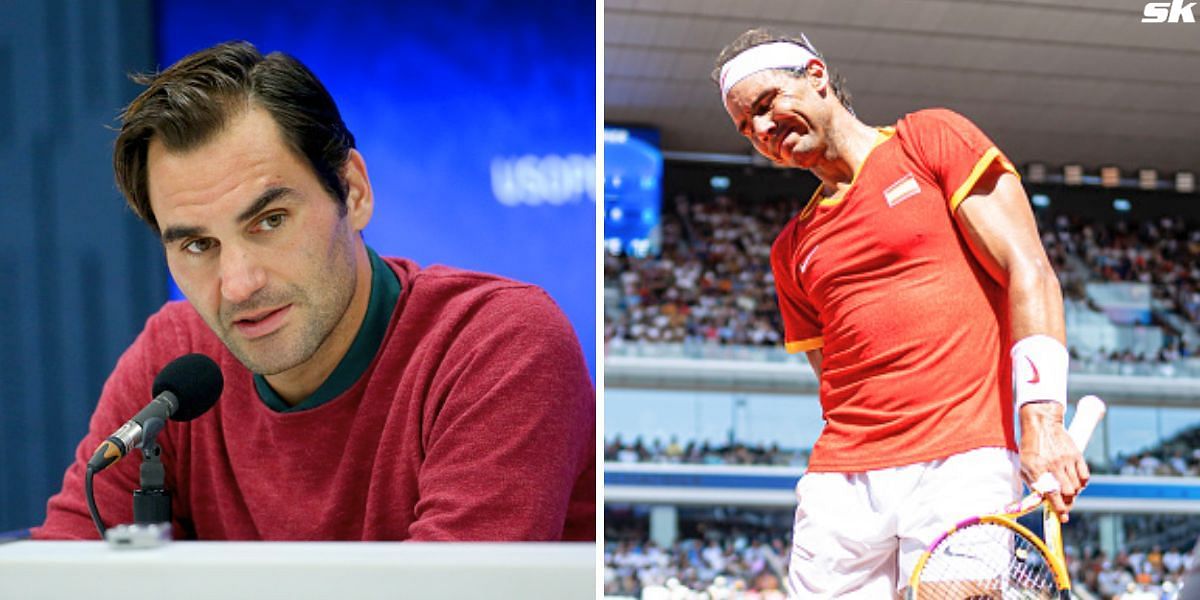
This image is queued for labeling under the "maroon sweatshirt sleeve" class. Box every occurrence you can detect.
[33,310,186,540]
[409,285,595,541]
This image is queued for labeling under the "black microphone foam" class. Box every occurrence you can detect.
[152,354,224,422]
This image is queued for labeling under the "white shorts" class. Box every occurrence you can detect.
[787,447,1020,598]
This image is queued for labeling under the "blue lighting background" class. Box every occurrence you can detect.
[157,0,597,377]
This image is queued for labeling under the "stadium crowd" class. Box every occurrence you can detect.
[605,433,1200,477]
[604,194,798,347]
[605,509,793,599]
[604,435,805,467]
[1066,512,1198,598]
[605,191,1200,598]
[603,511,1198,599]
[604,192,1200,368]
[1077,546,1190,598]
[1044,214,1200,325]
[604,535,790,599]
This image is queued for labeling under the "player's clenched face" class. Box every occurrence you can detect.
[146,105,373,378]
[723,67,832,169]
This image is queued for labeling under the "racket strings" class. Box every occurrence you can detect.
[915,521,1061,599]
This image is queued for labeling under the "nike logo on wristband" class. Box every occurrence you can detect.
[1026,357,1041,384]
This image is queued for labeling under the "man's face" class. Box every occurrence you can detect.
[723,69,828,169]
[147,105,366,376]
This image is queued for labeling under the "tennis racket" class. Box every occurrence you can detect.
[908,395,1107,599]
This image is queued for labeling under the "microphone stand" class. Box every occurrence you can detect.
[132,417,171,529]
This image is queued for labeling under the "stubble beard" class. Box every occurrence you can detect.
[212,237,358,376]
[776,135,820,170]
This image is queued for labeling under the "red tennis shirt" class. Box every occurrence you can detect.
[771,108,1020,472]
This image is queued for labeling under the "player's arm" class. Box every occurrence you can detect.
[805,349,823,379]
[953,167,1087,520]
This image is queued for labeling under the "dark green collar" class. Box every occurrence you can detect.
[255,247,401,413]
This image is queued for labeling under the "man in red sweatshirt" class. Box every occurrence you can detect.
[34,41,595,541]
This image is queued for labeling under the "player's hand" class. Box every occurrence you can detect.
[1018,401,1089,522]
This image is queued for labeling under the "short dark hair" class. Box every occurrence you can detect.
[113,41,356,231]
[712,28,854,113]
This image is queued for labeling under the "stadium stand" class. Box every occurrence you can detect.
[605,173,1200,600]
[604,503,1200,599]
[606,193,1200,372]
[605,430,1200,477]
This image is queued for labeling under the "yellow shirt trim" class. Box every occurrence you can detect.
[947,147,1020,213]
[798,127,896,220]
[785,337,824,353]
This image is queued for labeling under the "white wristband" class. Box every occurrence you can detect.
[1011,335,1069,409]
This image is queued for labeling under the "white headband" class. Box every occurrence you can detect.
[718,41,820,99]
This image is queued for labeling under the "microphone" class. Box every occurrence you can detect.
[86,354,224,473]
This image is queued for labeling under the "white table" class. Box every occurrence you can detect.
[0,540,596,599]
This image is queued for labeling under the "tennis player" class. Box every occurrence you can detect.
[35,41,594,542]
[713,28,1088,597]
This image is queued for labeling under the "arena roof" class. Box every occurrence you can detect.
[605,0,1200,173]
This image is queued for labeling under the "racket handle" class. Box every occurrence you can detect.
[1066,395,1106,452]
[1028,395,1108,496]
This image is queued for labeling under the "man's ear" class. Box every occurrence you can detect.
[806,59,829,95]
[341,148,373,231]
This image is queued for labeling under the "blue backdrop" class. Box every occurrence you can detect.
[157,0,597,377]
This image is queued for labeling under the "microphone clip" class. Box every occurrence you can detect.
[131,417,172,529]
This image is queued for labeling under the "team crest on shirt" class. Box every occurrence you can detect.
[884,173,921,207]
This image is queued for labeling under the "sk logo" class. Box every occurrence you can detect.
[1143,0,1197,22]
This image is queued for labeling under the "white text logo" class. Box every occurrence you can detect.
[1143,0,1196,22]
[490,153,596,207]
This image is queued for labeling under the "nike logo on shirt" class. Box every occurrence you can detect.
[800,245,819,274]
